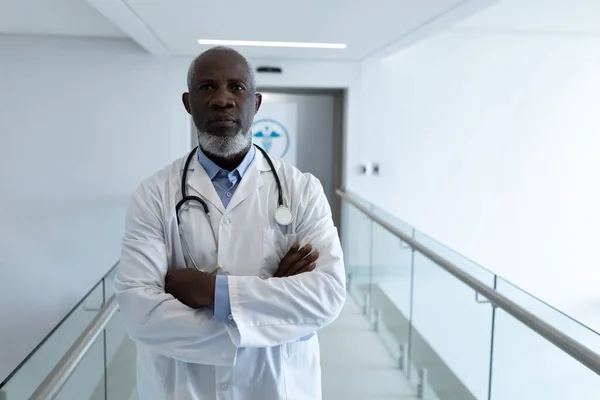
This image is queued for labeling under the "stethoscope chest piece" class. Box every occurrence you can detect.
[274,206,293,226]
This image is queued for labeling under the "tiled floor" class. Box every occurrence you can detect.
[319,297,418,400]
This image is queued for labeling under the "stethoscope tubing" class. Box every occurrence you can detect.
[176,144,291,274]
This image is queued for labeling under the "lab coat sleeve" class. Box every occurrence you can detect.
[114,181,237,365]
[226,175,346,347]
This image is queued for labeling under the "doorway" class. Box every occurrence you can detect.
[257,88,345,227]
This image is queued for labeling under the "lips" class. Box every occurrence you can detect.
[204,115,240,134]
[207,114,239,125]
[209,120,237,128]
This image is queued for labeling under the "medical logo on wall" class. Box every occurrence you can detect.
[252,102,297,166]
[252,119,290,157]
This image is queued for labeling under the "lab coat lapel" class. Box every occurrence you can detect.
[186,157,226,215]
[226,150,269,212]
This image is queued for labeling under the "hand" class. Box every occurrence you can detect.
[273,243,319,278]
[165,268,216,309]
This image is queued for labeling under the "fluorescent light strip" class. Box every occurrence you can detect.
[197,39,346,49]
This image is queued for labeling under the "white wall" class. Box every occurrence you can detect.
[346,27,600,326]
[0,34,191,384]
[0,34,361,384]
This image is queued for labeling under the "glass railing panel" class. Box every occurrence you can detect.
[413,229,496,285]
[0,279,105,399]
[338,190,600,400]
[409,249,495,400]
[490,278,600,400]
[367,221,414,364]
[341,200,373,308]
[103,266,118,298]
[368,202,415,238]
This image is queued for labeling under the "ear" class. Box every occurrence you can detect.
[182,92,192,115]
[254,93,263,114]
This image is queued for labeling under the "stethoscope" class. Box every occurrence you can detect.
[175,144,293,274]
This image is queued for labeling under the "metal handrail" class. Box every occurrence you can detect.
[28,295,119,400]
[336,189,600,375]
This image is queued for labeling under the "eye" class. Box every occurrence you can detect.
[230,84,245,92]
[199,84,212,91]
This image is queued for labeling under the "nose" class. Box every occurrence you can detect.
[209,86,235,109]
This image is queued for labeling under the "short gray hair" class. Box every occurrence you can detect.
[186,46,256,92]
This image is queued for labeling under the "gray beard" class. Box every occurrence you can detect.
[196,128,252,159]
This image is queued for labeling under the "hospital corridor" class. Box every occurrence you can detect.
[2,0,600,399]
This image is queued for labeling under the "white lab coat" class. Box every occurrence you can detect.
[114,148,346,400]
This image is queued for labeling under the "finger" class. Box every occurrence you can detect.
[286,251,319,276]
[287,261,317,277]
[286,244,313,264]
[282,242,300,258]
[282,243,305,263]
[274,243,310,277]
[275,243,301,275]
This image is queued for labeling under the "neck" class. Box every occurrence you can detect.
[202,145,251,171]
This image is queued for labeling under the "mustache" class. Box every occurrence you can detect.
[205,113,241,123]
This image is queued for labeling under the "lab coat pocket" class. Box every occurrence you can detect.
[282,336,321,399]
[262,228,298,278]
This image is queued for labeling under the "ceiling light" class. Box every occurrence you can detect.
[197,39,346,49]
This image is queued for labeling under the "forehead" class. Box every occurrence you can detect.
[192,51,251,83]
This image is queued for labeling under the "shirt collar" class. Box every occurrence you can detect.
[197,145,256,180]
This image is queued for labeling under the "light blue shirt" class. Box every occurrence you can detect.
[197,146,256,324]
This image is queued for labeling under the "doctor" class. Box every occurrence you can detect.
[114,46,346,400]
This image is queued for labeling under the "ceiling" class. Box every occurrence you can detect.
[0,0,125,38]
[0,0,495,60]
[455,0,600,33]
[116,0,468,60]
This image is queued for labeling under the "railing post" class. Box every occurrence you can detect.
[373,309,382,332]
[363,292,371,315]
[417,368,428,398]
[398,342,408,372]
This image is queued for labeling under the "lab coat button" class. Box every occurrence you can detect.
[228,314,233,321]
[220,383,228,390]
[221,217,230,226]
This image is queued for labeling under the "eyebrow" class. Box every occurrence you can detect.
[195,77,249,85]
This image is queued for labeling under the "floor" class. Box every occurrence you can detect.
[319,297,418,400]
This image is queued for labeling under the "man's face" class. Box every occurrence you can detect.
[183,51,261,155]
